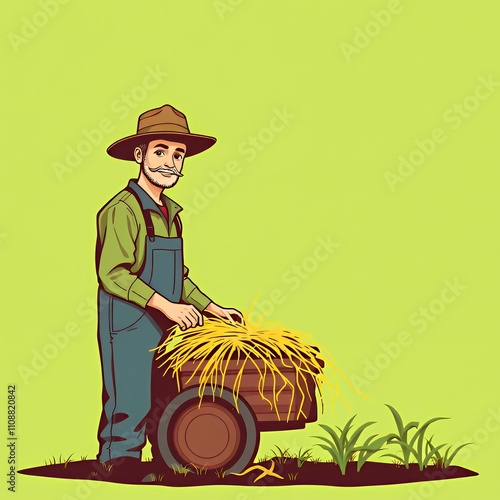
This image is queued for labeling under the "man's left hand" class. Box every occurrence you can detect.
[204,302,243,323]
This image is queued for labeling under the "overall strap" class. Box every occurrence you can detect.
[173,216,182,237]
[125,186,182,240]
[124,186,156,242]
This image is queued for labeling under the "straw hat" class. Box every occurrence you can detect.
[107,104,216,160]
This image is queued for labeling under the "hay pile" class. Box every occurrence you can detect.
[154,310,354,421]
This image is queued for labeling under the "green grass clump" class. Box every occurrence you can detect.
[271,446,293,464]
[312,415,388,474]
[382,404,469,471]
[426,437,472,469]
[311,404,471,474]
[268,446,313,467]
[295,447,313,468]
[171,464,192,476]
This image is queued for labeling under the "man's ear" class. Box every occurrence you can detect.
[133,147,143,164]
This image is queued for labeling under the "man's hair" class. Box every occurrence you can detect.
[138,143,148,160]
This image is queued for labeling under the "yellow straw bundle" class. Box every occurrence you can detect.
[153,309,355,421]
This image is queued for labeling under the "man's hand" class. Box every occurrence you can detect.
[147,293,203,330]
[204,302,244,323]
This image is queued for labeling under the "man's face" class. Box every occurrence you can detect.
[136,139,187,189]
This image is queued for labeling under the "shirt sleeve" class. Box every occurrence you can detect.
[181,265,212,311]
[97,201,155,308]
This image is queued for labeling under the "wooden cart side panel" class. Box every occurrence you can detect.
[177,358,319,425]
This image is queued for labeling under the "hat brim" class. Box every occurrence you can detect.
[107,132,216,160]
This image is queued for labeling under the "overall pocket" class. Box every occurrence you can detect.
[110,295,146,333]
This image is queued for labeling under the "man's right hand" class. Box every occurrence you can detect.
[147,293,203,330]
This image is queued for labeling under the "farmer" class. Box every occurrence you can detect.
[95,104,242,467]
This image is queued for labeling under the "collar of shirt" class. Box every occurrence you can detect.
[127,178,183,231]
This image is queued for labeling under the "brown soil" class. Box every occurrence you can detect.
[19,459,478,487]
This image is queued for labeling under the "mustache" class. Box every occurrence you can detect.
[148,164,184,177]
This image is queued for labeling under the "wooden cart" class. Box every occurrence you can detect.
[155,354,324,473]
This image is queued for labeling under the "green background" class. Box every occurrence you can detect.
[2,0,499,498]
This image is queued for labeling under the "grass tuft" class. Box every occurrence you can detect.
[147,473,165,482]
[271,446,293,463]
[171,464,192,476]
[295,447,313,467]
[213,468,227,478]
[189,463,208,475]
[63,453,74,468]
[312,416,388,474]
[382,405,451,471]
[427,437,472,469]
[101,462,114,472]
[45,454,75,467]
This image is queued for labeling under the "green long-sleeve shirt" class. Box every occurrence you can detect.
[96,184,211,311]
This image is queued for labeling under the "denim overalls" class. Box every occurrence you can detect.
[97,180,183,462]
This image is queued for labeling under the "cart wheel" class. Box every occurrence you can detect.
[156,386,259,474]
